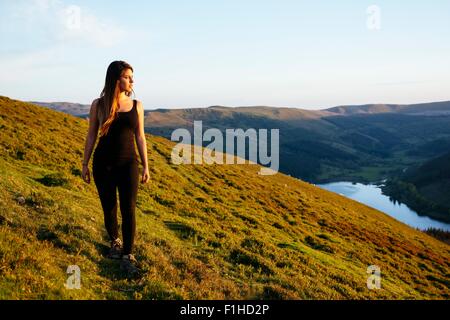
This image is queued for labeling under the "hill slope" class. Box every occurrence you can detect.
[325,101,450,116]
[382,152,450,223]
[31,100,450,183]
[143,103,450,184]
[0,96,449,299]
[29,101,91,117]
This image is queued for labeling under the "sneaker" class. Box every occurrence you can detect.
[120,254,139,275]
[107,238,123,259]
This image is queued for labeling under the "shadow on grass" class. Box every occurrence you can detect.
[92,239,145,287]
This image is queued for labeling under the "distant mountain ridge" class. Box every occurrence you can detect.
[27,98,450,187]
[29,101,91,117]
[29,99,450,119]
[325,101,450,116]
[140,100,450,186]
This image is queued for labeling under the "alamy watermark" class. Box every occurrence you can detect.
[367,5,381,31]
[171,121,279,175]
[64,5,81,30]
[65,265,81,289]
[367,265,381,289]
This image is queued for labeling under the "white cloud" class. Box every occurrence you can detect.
[12,0,127,47]
[0,46,65,78]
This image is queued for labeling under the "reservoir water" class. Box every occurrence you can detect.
[317,181,450,231]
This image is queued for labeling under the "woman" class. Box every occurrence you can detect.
[81,60,149,275]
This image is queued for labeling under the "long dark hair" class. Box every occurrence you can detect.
[98,60,134,137]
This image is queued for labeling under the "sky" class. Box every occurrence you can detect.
[0,0,449,110]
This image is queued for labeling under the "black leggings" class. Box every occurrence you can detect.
[93,159,139,255]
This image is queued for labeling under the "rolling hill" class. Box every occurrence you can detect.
[325,101,450,116]
[0,95,449,299]
[29,101,91,117]
[142,102,450,184]
[382,152,450,223]
[32,100,450,184]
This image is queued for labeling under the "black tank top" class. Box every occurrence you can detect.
[93,99,138,166]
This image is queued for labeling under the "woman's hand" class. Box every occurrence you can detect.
[82,164,91,184]
[141,167,150,184]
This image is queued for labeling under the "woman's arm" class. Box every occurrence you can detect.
[135,100,150,183]
[81,99,99,183]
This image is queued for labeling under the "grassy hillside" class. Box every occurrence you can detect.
[0,96,449,299]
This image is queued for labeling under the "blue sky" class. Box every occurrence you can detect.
[0,0,449,109]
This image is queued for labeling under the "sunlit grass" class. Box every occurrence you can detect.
[0,96,449,300]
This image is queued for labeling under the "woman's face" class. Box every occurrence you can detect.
[118,68,134,93]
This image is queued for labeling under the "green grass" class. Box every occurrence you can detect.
[0,96,449,300]
[314,146,434,184]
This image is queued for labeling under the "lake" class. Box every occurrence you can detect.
[317,181,450,231]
